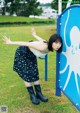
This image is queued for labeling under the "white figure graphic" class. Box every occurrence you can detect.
[60,24,80,93]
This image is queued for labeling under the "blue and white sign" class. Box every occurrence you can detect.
[56,5,80,110]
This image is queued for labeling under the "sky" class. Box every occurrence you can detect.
[37,0,53,4]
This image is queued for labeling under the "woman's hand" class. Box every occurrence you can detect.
[31,28,36,36]
[2,36,12,44]
[31,28,44,41]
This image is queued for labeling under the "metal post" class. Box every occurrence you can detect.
[39,54,48,81]
[66,0,72,8]
[58,0,62,15]
[45,54,48,81]
[56,53,61,96]
[56,15,61,96]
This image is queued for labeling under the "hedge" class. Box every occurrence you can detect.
[0,20,55,26]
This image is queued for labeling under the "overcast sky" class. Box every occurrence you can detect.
[37,0,53,3]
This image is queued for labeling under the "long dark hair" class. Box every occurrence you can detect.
[48,34,63,53]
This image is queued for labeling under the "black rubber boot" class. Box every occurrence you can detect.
[27,86,40,105]
[34,84,48,102]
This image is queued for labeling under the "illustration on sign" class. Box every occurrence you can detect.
[57,5,80,110]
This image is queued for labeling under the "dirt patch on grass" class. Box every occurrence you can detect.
[17,107,40,113]
[40,110,52,113]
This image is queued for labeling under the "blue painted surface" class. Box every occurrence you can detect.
[45,55,48,81]
[56,5,80,110]
[39,55,48,81]
[56,16,61,96]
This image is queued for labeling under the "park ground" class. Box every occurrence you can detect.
[0,25,80,113]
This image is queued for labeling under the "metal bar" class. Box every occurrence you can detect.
[56,15,61,96]
[58,0,62,15]
[66,0,72,8]
[45,54,48,81]
[39,55,48,81]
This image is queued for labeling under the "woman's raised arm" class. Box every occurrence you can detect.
[31,28,45,41]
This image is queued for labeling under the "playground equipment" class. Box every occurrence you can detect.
[56,4,80,110]
[39,54,48,81]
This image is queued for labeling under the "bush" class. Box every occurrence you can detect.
[0,20,55,26]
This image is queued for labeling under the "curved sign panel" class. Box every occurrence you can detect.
[56,5,80,110]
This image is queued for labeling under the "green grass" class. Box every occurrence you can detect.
[0,25,80,113]
[0,15,54,22]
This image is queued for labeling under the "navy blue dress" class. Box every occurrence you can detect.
[13,46,39,82]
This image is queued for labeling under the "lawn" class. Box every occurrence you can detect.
[0,25,80,113]
[0,16,52,22]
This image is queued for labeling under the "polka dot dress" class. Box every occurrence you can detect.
[13,46,39,82]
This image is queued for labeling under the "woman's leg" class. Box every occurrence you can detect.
[24,81,32,87]
[34,80,40,85]
[34,80,48,102]
[24,81,40,105]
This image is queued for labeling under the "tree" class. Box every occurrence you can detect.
[51,0,67,12]
[51,0,80,13]
[18,0,42,17]
[2,0,42,16]
[2,0,21,15]
[8,0,21,15]
[2,0,11,15]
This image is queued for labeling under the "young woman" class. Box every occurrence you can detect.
[2,28,63,105]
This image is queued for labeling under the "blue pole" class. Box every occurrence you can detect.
[56,53,61,96]
[45,54,48,81]
[39,54,48,81]
[56,15,61,96]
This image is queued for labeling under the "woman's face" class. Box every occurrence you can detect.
[52,41,61,51]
